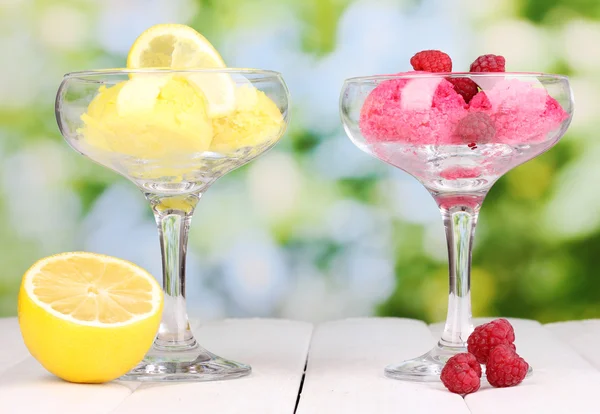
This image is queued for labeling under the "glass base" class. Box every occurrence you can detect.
[120,340,251,382]
[384,342,533,382]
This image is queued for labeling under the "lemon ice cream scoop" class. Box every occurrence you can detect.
[81,76,213,159]
[81,22,285,159]
[211,85,285,153]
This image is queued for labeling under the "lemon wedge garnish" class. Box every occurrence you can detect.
[126,23,236,117]
[18,252,163,383]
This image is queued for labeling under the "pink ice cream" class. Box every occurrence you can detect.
[359,74,468,145]
[359,75,569,146]
[469,79,568,144]
[439,166,482,180]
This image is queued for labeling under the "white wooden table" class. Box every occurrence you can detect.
[1,317,599,414]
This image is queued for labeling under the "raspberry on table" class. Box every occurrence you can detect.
[441,353,481,394]
[467,318,516,364]
[450,352,482,377]
[448,77,479,103]
[486,344,529,388]
[410,50,452,72]
[470,54,506,72]
[456,112,496,145]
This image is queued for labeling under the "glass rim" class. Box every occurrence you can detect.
[63,67,283,79]
[343,72,570,84]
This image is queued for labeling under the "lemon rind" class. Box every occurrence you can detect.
[126,23,236,117]
[126,23,225,70]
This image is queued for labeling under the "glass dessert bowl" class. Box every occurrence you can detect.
[56,68,289,381]
[340,72,573,381]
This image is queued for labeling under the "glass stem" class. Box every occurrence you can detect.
[436,197,483,347]
[147,193,201,349]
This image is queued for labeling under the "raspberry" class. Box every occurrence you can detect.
[486,344,529,388]
[441,353,481,394]
[448,78,479,103]
[456,112,496,145]
[467,318,516,364]
[470,54,506,72]
[451,352,482,377]
[410,50,452,73]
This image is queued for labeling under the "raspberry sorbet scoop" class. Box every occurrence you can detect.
[359,77,568,146]
[359,74,468,145]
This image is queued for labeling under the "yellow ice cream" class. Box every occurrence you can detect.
[81,76,213,159]
[81,79,284,158]
[80,23,286,169]
[211,85,284,153]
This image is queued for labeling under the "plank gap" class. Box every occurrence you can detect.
[294,358,308,414]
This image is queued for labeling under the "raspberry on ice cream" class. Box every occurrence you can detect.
[441,353,481,394]
[467,318,516,364]
[359,76,567,147]
[486,344,529,388]
[455,112,496,144]
[410,50,452,72]
[470,54,506,73]
[448,77,479,103]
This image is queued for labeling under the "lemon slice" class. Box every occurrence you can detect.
[127,23,236,117]
[18,252,163,383]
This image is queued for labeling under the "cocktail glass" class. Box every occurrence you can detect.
[56,69,290,381]
[340,73,573,381]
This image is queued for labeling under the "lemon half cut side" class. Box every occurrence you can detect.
[18,252,163,383]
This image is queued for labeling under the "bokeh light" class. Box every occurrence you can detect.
[0,0,598,324]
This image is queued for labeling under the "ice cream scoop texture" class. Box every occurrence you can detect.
[81,75,284,159]
[359,75,568,146]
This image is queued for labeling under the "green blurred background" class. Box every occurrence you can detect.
[0,0,598,323]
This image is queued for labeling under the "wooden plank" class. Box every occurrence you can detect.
[0,318,312,414]
[0,357,135,414]
[3,316,598,413]
[430,318,600,413]
[112,319,312,414]
[465,370,600,414]
[296,318,471,414]
[0,318,29,375]
[430,318,594,371]
[545,320,600,370]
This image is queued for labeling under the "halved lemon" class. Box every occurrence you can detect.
[18,252,163,383]
[126,23,236,117]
